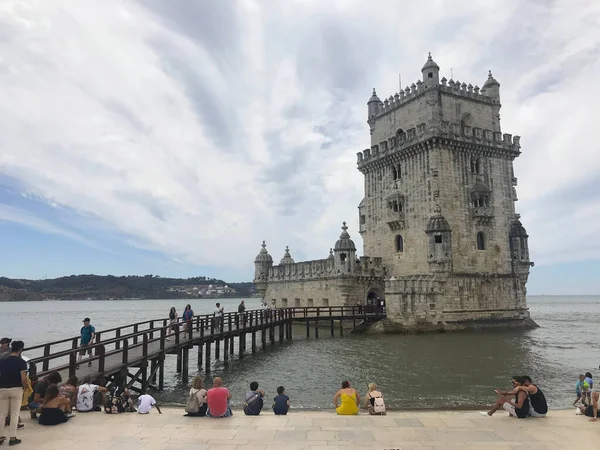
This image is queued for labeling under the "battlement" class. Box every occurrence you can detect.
[357,121,520,169]
[264,255,386,283]
[371,78,493,122]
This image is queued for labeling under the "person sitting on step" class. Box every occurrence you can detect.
[184,376,207,417]
[206,377,232,418]
[38,384,74,426]
[243,381,264,416]
[364,382,386,415]
[334,381,360,415]
[480,376,530,418]
[578,391,599,421]
[29,372,62,419]
[272,386,290,415]
[76,376,108,412]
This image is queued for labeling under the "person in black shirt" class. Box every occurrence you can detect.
[513,375,548,418]
[272,386,290,415]
[579,391,599,421]
[481,376,530,418]
[0,340,28,446]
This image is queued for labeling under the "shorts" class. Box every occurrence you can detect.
[502,402,527,419]
[576,390,581,396]
[79,344,92,356]
[528,408,546,418]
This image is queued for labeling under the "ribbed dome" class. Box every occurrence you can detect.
[426,205,451,232]
[367,88,381,104]
[280,246,295,265]
[483,70,500,88]
[509,219,528,238]
[421,52,440,72]
[254,241,273,263]
[334,222,356,251]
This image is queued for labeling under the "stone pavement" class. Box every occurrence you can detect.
[12,408,600,449]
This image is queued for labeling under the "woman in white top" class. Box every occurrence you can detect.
[364,382,386,415]
[184,376,207,417]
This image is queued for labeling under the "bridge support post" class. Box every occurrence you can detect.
[330,319,334,337]
[279,323,284,342]
[252,331,256,353]
[315,320,319,339]
[239,335,244,359]
[229,335,234,355]
[158,351,165,391]
[197,343,203,367]
[215,339,220,360]
[205,342,211,373]
[176,349,182,373]
[339,319,344,336]
[141,360,148,392]
[306,320,310,339]
[182,347,189,385]
[269,325,275,345]
[149,359,157,385]
[224,337,229,360]
[261,328,267,349]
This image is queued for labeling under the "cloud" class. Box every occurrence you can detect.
[0,204,105,251]
[0,0,598,276]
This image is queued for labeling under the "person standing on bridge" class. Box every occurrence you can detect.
[167,307,178,341]
[182,305,193,333]
[214,303,224,331]
[77,318,95,369]
[238,300,246,314]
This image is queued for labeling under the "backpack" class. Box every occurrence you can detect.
[185,389,200,414]
[373,396,386,414]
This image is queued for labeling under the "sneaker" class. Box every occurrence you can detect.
[66,413,76,418]
[575,407,583,415]
[478,411,491,417]
[8,439,22,446]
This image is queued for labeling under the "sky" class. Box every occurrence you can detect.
[0,0,599,294]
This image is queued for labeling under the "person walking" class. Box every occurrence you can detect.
[77,318,95,368]
[182,305,193,333]
[0,340,28,446]
[238,300,246,314]
[167,307,178,341]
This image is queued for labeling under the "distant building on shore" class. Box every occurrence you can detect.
[253,54,535,332]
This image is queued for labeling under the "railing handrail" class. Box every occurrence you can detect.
[25,306,383,368]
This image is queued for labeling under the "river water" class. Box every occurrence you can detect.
[1,296,598,410]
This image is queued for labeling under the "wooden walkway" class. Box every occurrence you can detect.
[24,306,384,392]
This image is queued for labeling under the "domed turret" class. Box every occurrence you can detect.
[509,216,531,265]
[509,219,528,238]
[426,205,451,232]
[425,205,453,272]
[367,88,383,120]
[334,222,356,251]
[422,52,440,86]
[482,70,500,103]
[333,222,357,274]
[280,246,295,265]
[254,241,273,282]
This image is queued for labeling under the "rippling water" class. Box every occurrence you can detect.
[1,295,598,410]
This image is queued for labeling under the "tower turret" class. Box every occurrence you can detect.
[367,88,383,123]
[280,246,295,265]
[333,222,357,274]
[421,52,440,86]
[482,70,501,131]
[425,205,453,273]
[253,241,273,281]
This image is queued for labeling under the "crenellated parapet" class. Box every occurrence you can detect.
[357,121,521,171]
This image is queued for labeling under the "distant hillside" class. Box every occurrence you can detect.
[0,275,255,301]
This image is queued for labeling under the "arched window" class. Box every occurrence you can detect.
[477,232,485,250]
[470,157,481,174]
[395,235,404,252]
[397,164,402,179]
[392,166,398,180]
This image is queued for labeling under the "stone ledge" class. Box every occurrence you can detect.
[13,408,594,449]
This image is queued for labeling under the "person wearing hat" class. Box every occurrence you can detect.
[0,338,12,361]
[77,318,96,368]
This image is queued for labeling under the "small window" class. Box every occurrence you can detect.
[395,235,404,252]
[294,298,300,307]
[392,201,399,212]
[322,298,329,307]
[477,232,485,250]
[435,235,443,244]
[360,215,366,225]
[340,253,347,262]
[282,298,288,307]
[307,298,314,307]
[428,72,433,78]
[392,166,398,180]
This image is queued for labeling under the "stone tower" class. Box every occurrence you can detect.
[357,54,534,329]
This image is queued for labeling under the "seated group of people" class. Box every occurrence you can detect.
[481,375,548,419]
[183,377,385,417]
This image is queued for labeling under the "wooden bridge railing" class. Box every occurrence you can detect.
[25,308,291,380]
[24,306,385,381]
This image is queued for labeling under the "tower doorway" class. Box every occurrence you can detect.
[366,289,385,314]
